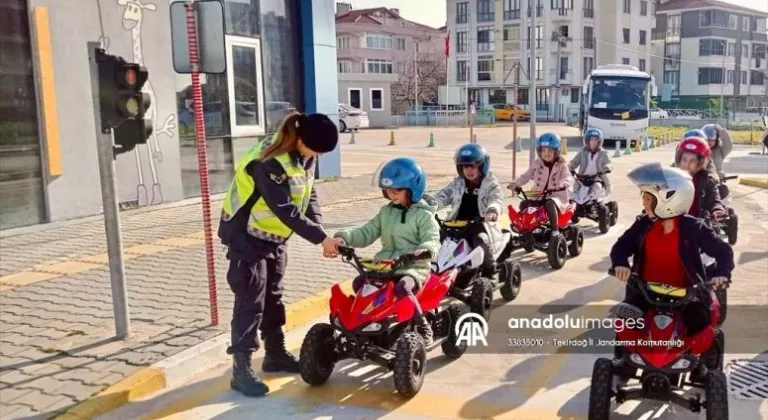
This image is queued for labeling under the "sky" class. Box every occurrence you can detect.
[343,0,768,29]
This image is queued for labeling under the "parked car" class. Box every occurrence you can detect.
[650,107,669,119]
[339,103,369,132]
[490,103,530,121]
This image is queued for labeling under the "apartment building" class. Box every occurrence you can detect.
[335,3,445,127]
[651,0,768,110]
[445,0,654,120]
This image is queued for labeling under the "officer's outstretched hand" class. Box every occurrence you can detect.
[322,237,344,258]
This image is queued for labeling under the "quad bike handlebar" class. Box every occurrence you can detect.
[514,186,566,202]
[434,214,484,232]
[337,246,432,278]
[607,268,730,310]
[718,173,738,182]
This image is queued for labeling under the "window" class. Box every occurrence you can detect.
[698,67,724,84]
[477,57,493,81]
[753,44,766,59]
[667,15,681,37]
[226,36,265,137]
[337,61,351,73]
[728,42,735,56]
[639,30,646,45]
[742,43,749,58]
[665,43,680,67]
[477,26,495,52]
[622,57,630,65]
[527,0,543,17]
[589,77,649,111]
[728,15,738,30]
[457,60,468,82]
[504,0,521,20]
[751,70,765,86]
[584,0,594,17]
[741,70,747,84]
[639,59,646,71]
[536,25,543,48]
[623,0,630,14]
[517,88,529,105]
[477,0,494,22]
[583,27,594,48]
[727,70,734,84]
[366,34,392,49]
[369,89,384,110]
[365,58,393,74]
[337,36,349,49]
[457,31,468,53]
[700,10,729,28]
[348,88,362,109]
[664,70,679,85]
[456,2,468,23]
[559,25,569,38]
[536,88,549,110]
[560,57,569,79]
[536,57,543,80]
[583,56,594,78]
[623,29,630,44]
[571,87,581,103]
[396,38,406,50]
[742,16,750,31]
[503,26,520,42]
[551,0,573,10]
[640,1,647,16]
[699,39,726,56]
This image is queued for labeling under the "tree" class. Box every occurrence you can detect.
[391,43,447,114]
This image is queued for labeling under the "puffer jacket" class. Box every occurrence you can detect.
[568,148,613,194]
[512,157,574,209]
[434,172,504,219]
[333,194,441,285]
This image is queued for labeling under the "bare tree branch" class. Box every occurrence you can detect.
[391,43,447,114]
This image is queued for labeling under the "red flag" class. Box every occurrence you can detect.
[444,29,450,57]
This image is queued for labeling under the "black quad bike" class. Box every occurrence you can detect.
[710,174,738,245]
[570,171,619,233]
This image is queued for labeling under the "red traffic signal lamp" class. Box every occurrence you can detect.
[95,49,153,155]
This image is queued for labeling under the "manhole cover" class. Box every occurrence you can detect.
[726,359,768,400]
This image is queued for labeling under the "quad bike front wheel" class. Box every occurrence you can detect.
[441,301,471,359]
[725,213,738,245]
[609,201,619,226]
[588,358,614,420]
[393,332,427,397]
[470,278,494,320]
[705,370,729,420]
[547,234,568,269]
[499,260,522,301]
[568,226,584,257]
[715,288,727,326]
[703,329,725,372]
[299,323,337,386]
[598,204,610,233]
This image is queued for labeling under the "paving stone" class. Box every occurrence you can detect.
[0,386,36,404]
[1,404,41,419]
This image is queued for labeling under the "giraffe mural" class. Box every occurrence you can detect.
[117,0,176,206]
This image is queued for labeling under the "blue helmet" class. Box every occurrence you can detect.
[377,157,427,202]
[701,124,719,142]
[583,128,604,148]
[455,143,490,177]
[536,133,562,158]
[682,129,706,141]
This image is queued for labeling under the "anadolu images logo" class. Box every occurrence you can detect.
[455,312,488,347]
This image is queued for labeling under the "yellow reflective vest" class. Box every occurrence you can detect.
[220,138,314,243]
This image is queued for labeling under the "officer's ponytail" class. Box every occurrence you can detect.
[260,112,302,161]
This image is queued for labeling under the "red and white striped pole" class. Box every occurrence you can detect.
[185,2,219,326]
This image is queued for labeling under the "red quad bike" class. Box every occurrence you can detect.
[298,246,473,397]
[507,187,584,269]
[588,269,730,420]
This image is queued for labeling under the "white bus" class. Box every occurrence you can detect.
[580,65,656,148]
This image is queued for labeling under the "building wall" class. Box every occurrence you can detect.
[338,73,397,127]
[29,0,182,222]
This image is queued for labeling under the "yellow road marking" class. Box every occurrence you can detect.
[32,260,103,275]
[0,271,59,287]
[77,252,142,265]
[155,237,205,247]
[124,244,175,255]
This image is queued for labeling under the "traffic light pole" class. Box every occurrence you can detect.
[88,42,131,339]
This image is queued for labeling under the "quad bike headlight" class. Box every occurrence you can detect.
[669,356,694,370]
[630,353,646,366]
[362,323,382,332]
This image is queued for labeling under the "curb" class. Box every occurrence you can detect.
[739,177,768,189]
[52,279,354,420]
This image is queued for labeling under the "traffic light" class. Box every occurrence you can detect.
[95,48,153,155]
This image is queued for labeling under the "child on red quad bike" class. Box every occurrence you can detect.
[568,127,618,233]
[609,163,734,385]
[507,133,574,237]
[332,157,441,344]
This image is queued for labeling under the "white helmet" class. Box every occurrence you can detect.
[627,162,694,219]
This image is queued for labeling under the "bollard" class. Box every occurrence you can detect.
[427,132,435,147]
[613,141,622,158]
[389,130,395,146]
[350,129,356,144]
[473,134,478,143]
[515,136,522,152]
[641,135,649,151]
[634,138,642,152]
[561,137,568,155]
[624,140,632,155]
[649,136,655,149]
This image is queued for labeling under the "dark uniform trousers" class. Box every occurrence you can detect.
[226,247,287,354]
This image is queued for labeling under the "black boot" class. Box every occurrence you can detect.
[262,330,300,373]
[416,316,433,344]
[231,352,269,397]
[689,361,708,384]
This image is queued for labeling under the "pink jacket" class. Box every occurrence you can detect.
[512,157,574,208]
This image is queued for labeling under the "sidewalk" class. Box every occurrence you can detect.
[0,174,454,419]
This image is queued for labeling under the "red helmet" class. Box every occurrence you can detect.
[675,136,711,171]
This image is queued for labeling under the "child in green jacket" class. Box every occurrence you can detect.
[332,157,441,343]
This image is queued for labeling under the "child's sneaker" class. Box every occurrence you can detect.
[416,317,433,344]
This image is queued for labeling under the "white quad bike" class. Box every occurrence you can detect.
[570,171,619,233]
[434,215,522,321]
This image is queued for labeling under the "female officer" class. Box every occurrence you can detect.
[218,112,343,397]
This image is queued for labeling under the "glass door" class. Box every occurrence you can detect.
[225,35,266,137]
